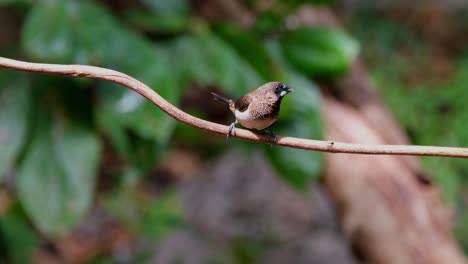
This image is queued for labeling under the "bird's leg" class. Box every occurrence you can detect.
[227,120,238,139]
[263,129,277,144]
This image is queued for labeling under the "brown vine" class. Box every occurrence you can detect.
[1,56,468,158]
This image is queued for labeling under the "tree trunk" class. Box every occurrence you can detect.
[322,60,467,263]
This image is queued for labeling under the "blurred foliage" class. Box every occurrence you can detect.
[281,26,359,77]
[348,11,468,254]
[0,72,31,180]
[0,0,360,262]
[0,202,38,264]
[2,0,468,262]
[105,186,185,240]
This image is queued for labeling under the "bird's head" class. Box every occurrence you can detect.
[260,82,293,100]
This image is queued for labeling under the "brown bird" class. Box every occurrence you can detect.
[211,81,293,142]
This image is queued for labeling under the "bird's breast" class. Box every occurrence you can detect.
[234,109,277,130]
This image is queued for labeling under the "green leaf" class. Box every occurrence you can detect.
[175,35,216,86]
[215,24,276,81]
[53,122,101,221]
[104,188,185,239]
[254,11,284,34]
[124,8,190,33]
[17,110,100,235]
[96,87,173,167]
[281,26,360,77]
[138,191,185,238]
[95,89,131,156]
[123,49,182,142]
[266,73,323,188]
[175,33,263,97]
[0,72,31,179]
[141,0,190,16]
[264,40,323,187]
[0,204,39,264]
[22,0,188,157]
[137,0,191,33]
[286,71,322,118]
[22,1,122,64]
[96,46,182,152]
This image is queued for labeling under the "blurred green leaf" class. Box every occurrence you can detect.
[281,26,359,77]
[21,0,156,67]
[22,1,119,64]
[266,73,323,188]
[17,118,69,234]
[137,0,191,33]
[251,0,334,34]
[0,72,31,179]
[175,32,263,97]
[25,0,185,157]
[215,24,277,81]
[17,107,100,234]
[96,90,177,169]
[95,92,131,156]
[261,40,323,187]
[102,90,165,140]
[349,12,421,65]
[104,188,185,239]
[53,122,101,220]
[141,0,190,16]
[451,59,468,149]
[0,204,38,264]
[124,51,182,142]
[138,191,185,238]
[124,8,190,33]
[96,46,182,157]
[132,137,168,172]
[97,84,179,144]
[423,158,460,203]
[254,11,284,34]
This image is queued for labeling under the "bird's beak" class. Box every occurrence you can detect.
[280,86,293,97]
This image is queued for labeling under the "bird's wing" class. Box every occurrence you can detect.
[234,94,252,112]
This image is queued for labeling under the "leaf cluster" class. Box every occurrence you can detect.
[0,0,358,261]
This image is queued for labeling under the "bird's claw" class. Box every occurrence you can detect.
[264,129,277,145]
[227,122,237,139]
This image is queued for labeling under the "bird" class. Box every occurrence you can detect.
[211,81,293,143]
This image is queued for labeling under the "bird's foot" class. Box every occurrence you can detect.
[264,129,277,145]
[227,122,237,139]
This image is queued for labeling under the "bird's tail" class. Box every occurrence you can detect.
[211,92,233,105]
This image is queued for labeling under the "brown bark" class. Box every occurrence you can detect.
[322,60,467,263]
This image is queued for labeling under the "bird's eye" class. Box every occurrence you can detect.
[273,84,282,93]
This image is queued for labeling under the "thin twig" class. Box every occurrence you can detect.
[1,56,467,158]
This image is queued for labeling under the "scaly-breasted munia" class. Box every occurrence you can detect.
[211,81,293,142]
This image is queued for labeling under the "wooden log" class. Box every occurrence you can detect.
[322,60,467,263]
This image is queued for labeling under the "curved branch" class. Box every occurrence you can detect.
[1,56,467,158]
